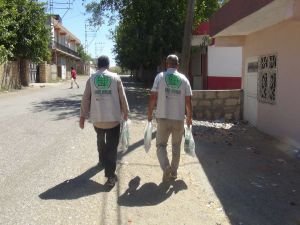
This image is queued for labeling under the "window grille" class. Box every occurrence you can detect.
[258,54,277,104]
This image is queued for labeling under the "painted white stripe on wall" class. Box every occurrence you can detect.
[208,46,242,77]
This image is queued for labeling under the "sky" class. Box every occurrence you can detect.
[40,0,117,66]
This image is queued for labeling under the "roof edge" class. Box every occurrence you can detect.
[209,0,274,36]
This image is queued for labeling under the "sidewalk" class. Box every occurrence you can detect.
[0,80,66,97]
[1,75,298,225]
[0,77,82,97]
[109,76,300,225]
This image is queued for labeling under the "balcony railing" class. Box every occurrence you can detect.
[53,41,80,58]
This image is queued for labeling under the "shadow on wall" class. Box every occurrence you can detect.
[192,122,300,225]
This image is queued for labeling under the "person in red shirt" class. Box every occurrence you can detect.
[70,67,79,88]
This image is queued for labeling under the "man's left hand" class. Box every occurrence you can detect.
[186,117,192,127]
[79,117,85,129]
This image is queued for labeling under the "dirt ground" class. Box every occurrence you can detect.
[1,76,298,225]
[98,77,300,225]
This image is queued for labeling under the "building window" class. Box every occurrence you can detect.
[258,54,277,104]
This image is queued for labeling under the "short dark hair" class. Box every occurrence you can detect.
[97,56,110,68]
[71,67,74,70]
[166,54,179,66]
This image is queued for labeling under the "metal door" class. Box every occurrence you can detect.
[29,63,38,83]
[244,57,258,125]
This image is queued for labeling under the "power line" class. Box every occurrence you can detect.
[48,0,73,16]
[46,0,101,56]
[85,23,97,53]
[95,42,104,58]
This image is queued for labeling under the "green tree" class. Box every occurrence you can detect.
[218,0,230,6]
[113,1,182,73]
[85,0,221,78]
[0,0,50,86]
[0,0,50,63]
[13,0,50,63]
[194,0,220,25]
[0,0,18,63]
[77,44,92,62]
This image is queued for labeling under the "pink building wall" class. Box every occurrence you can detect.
[244,20,300,146]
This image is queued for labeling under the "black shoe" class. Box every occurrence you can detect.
[106,176,117,187]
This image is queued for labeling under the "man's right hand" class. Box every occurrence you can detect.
[186,117,192,127]
[79,117,85,129]
[123,113,128,121]
[147,92,157,122]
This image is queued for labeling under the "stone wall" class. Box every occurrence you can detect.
[0,61,20,89]
[192,90,243,121]
[1,61,58,88]
[0,63,4,85]
[51,65,57,80]
[39,62,52,82]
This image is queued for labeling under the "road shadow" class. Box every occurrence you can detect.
[121,76,150,121]
[117,130,156,160]
[193,122,300,225]
[39,77,155,200]
[40,130,156,200]
[31,94,82,121]
[118,176,188,206]
[31,76,150,121]
[39,165,111,200]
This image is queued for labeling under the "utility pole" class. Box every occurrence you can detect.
[84,22,98,55]
[179,0,195,76]
[48,0,72,17]
[95,42,104,58]
[85,23,88,53]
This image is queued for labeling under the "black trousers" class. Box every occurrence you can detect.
[94,124,120,178]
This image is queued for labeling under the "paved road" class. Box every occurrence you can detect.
[0,76,299,225]
[0,77,104,224]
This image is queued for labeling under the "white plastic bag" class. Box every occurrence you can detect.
[119,120,130,151]
[184,126,195,157]
[144,121,152,152]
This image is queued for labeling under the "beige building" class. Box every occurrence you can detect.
[0,15,83,88]
[210,0,300,147]
[49,15,81,80]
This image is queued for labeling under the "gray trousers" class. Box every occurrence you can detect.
[156,118,184,173]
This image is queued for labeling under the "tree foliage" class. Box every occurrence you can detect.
[0,0,18,63]
[77,44,92,62]
[85,0,221,72]
[0,0,50,63]
[113,0,187,71]
[219,0,230,6]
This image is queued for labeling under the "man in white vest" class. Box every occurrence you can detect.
[148,54,192,182]
[80,56,129,187]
